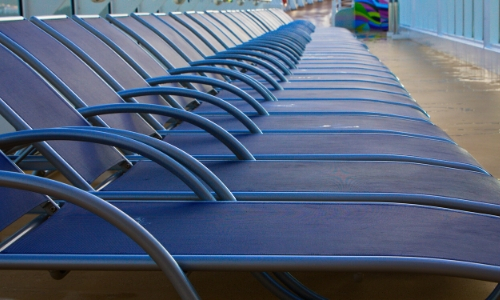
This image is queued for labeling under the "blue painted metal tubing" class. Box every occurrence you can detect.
[252,272,301,300]
[217,49,292,75]
[245,39,302,60]
[77,103,256,160]
[272,27,311,43]
[251,36,304,56]
[145,75,269,115]
[247,36,303,56]
[68,126,236,201]
[0,171,199,300]
[189,59,283,90]
[5,253,500,287]
[168,66,278,101]
[117,87,262,134]
[267,30,310,46]
[106,15,175,70]
[30,16,124,93]
[273,272,328,300]
[0,128,215,201]
[234,45,297,68]
[207,54,289,81]
[264,28,310,45]
[72,15,150,80]
[245,37,302,59]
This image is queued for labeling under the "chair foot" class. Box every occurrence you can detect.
[49,270,70,280]
[353,272,364,283]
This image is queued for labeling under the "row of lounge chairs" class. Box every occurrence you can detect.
[0,8,499,299]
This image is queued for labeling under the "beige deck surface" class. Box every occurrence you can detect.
[2,1,500,299]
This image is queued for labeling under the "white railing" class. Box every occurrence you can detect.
[399,0,500,47]
[0,0,281,17]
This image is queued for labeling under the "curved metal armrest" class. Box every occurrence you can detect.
[265,31,309,47]
[117,87,262,134]
[216,50,292,75]
[205,54,289,81]
[68,126,235,201]
[0,172,199,300]
[77,103,256,160]
[146,75,269,116]
[189,60,283,90]
[257,36,305,54]
[245,38,302,60]
[235,45,297,68]
[168,66,278,102]
[0,128,214,201]
[251,35,304,53]
[268,28,311,44]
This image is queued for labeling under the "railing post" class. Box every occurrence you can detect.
[330,0,338,25]
[483,0,491,48]
[436,0,442,35]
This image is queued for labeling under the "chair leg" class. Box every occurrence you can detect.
[252,272,302,300]
[273,272,327,300]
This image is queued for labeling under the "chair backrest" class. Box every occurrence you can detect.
[0,43,128,186]
[132,14,206,63]
[104,15,224,89]
[35,17,192,117]
[248,10,283,31]
[206,11,253,43]
[0,151,50,232]
[0,19,162,133]
[169,13,227,53]
[234,11,277,36]
[107,15,191,70]
[42,17,159,91]
[223,11,261,39]
[243,11,273,32]
[0,18,183,125]
[156,14,216,57]
[73,16,168,79]
[269,8,295,24]
[198,13,243,46]
[185,12,238,49]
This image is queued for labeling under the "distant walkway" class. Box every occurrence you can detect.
[285,0,333,28]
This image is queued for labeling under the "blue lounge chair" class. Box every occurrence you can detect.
[5,146,500,299]
[0,41,237,201]
[0,150,199,299]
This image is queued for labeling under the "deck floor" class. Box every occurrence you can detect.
[2,2,500,299]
